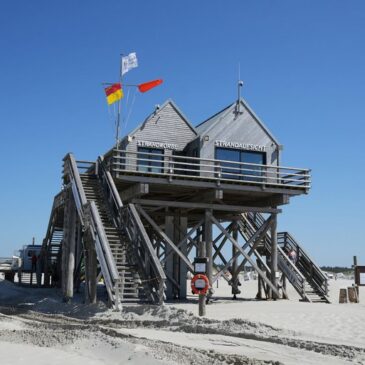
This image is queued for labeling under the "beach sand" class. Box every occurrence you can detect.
[0,277,364,364]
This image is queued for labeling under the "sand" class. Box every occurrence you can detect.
[0,277,364,364]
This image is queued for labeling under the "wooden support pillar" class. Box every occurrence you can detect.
[204,209,213,298]
[164,213,188,299]
[88,242,97,304]
[256,258,263,299]
[64,201,76,301]
[165,213,175,299]
[43,237,51,287]
[83,240,90,303]
[82,226,97,305]
[231,222,240,298]
[270,212,278,299]
[61,189,74,301]
[61,237,68,295]
[173,216,180,299]
[177,215,188,299]
[74,221,83,293]
[282,274,287,298]
[266,255,272,299]
[198,239,206,316]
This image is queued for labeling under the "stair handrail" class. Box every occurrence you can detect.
[42,191,64,250]
[87,201,119,282]
[240,214,308,299]
[63,153,120,306]
[278,232,328,281]
[63,153,87,223]
[41,191,65,287]
[278,232,329,297]
[123,204,166,304]
[250,214,328,295]
[97,156,166,304]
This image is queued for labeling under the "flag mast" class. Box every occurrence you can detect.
[103,52,163,147]
[116,54,123,148]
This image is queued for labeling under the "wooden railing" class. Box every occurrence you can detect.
[246,212,329,299]
[98,156,166,304]
[111,149,311,190]
[63,154,121,308]
[121,204,166,304]
[278,232,329,297]
[239,214,308,300]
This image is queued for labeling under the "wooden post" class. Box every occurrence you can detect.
[198,239,206,316]
[178,215,188,299]
[353,256,359,298]
[173,215,180,299]
[88,243,97,304]
[204,209,213,299]
[64,202,76,301]
[61,205,69,296]
[270,213,278,299]
[283,274,287,297]
[266,255,272,299]
[339,288,348,303]
[165,213,175,299]
[74,221,83,293]
[231,222,240,299]
[256,258,263,299]
[84,241,90,303]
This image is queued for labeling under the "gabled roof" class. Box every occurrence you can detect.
[195,98,280,146]
[126,99,197,138]
[195,103,233,134]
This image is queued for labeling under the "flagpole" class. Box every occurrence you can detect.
[116,54,123,148]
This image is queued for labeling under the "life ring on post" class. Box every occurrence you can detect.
[191,274,210,295]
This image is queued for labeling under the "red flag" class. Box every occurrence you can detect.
[138,79,163,93]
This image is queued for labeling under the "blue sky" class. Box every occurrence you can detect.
[0,1,364,266]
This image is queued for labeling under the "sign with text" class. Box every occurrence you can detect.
[137,140,179,150]
[215,140,266,152]
[193,257,208,274]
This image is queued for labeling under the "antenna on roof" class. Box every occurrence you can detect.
[236,62,244,115]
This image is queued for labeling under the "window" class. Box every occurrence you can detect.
[137,147,164,173]
[215,147,266,182]
[242,151,266,182]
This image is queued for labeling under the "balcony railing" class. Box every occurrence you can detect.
[110,149,311,190]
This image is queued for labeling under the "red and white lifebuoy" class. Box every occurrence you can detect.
[191,274,210,295]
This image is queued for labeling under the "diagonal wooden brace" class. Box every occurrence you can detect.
[162,219,204,264]
[136,205,194,273]
[212,215,273,284]
[212,223,233,262]
[210,213,280,298]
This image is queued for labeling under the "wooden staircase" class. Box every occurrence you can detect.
[240,213,330,303]
[80,174,149,303]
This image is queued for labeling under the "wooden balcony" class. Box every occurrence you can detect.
[106,149,310,210]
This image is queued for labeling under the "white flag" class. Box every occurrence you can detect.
[121,52,138,76]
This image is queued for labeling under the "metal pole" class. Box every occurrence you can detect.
[116,54,123,147]
[198,240,206,317]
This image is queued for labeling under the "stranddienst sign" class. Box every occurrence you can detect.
[215,140,266,152]
[137,140,179,150]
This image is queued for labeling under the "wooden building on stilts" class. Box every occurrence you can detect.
[41,96,330,308]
